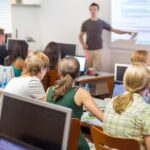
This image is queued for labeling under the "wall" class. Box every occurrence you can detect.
[11,0,132,72]
[11,6,42,50]
[40,0,132,72]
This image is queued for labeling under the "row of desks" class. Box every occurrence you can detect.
[0,72,113,127]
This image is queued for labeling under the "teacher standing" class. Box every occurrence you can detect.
[79,3,135,71]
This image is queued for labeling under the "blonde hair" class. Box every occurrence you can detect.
[53,56,80,100]
[113,63,150,114]
[23,51,49,76]
[131,50,148,64]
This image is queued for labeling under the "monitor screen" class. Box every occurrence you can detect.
[59,43,76,59]
[74,56,86,72]
[0,135,40,150]
[0,94,71,150]
[6,39,26,51]
[115,64,129,82]
[112,82,125,98]
[0,139,29,150]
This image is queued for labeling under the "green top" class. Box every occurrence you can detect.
[47,86,90,150]
[12,66,22,77]
[47,87,83,119]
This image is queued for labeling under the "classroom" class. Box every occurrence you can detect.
[0,0,150,150]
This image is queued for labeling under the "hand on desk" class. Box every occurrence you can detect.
[81,112,103,127]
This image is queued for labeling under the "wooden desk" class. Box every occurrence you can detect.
[78,72,114,83]
[78,72,114,97]
[81,98,105,141]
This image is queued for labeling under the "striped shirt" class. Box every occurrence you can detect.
[104,93,150,150]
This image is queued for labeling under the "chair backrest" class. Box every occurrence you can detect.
[0,65,14,82]
[107,79,114,97]
[67,118,80,150]
[90,126,140,150]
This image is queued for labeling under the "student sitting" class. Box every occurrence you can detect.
[46,56,103,150]
[131,50,149,65]
[6,41,28,77]
[131,50,150,104]
[42,42,60,91]
[104,63,150,150]
[0,28,7,65]
[4,52,49,101]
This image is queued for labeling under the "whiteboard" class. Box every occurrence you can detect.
[109,0,150,51]
[0,0,12,33]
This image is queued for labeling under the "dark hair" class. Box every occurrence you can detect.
[0,28,4,35]
[44,42,60,70]
[53,56,80,100]
[9,41,28,64]
[89,3,100,10]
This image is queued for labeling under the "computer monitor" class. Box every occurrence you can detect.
[112,81,125,98]
[59,43,76,59]
[0,134,40,150]
[6,38,27,51]
[74,56,86,74]
[0,93,72,150]
[114,64,129,83]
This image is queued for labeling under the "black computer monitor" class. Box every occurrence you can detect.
[59,43,76,59]
[74,56,86,74]
[114,64,129,83]
[6,38,27,51]
[0,93,72,150]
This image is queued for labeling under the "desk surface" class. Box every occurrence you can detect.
[78,72,114,83]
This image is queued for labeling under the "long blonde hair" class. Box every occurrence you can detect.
[113,63,150,114]
[52,56,80,100]
[131,50,148,64]
[23,51,49,76]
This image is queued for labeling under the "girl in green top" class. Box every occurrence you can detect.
[46,56,103,150]
[7,41,28,77]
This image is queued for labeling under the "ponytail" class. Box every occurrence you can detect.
[113,92,133,114]
[53,74,74,100]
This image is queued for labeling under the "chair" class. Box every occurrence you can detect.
[90,126,140,150]
[67,118,80,150]
[107,79,114,97]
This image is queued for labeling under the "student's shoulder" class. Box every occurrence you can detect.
[6,77,18,84]
[28,76,41,83]
[0,45,6,53]
[0,45,6,50]
[75,87,90,98]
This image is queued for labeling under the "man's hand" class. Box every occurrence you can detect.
[82,44,88,50]
[79,32,88,50]
[128,32,138,36]
[111,28,138,37]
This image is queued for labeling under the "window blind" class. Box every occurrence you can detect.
[0,0,12,33]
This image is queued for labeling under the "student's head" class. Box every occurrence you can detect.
[89,3,100,18]
[44,42,60,70]
[53,56,80,100]
[113,63,150,114]
[0,28,5,45]
[23,51,49,80]
[131,50,149,65]
[9,41,28,64]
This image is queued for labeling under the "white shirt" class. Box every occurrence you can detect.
[4,76,45,100]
